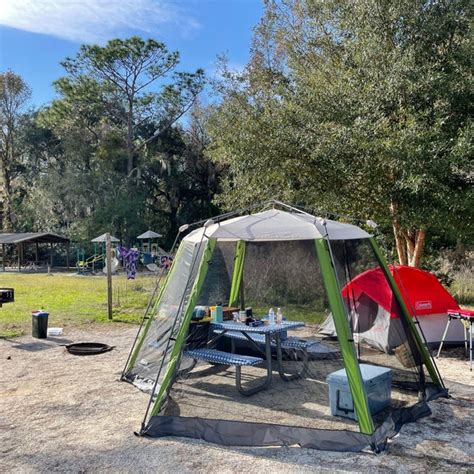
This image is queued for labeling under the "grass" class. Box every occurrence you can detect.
[0,272,158,337]
[2,266,469,338]
[252,304,328,325]
[450,267,474,308]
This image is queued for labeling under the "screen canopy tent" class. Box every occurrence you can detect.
[320,265,465,352]
[122,203,446,453]
[0,232,70,271]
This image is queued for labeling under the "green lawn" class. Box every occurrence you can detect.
[252,305,328,325]
[0,272,157,337]
[2,269,469,338]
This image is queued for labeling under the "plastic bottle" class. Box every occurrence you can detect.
[215,303,223,323]
[268,308,275,325]
[276,307,283,324]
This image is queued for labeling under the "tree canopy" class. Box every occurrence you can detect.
[0,10,472,267]
[207,0,473,266]
[2,38,215,246]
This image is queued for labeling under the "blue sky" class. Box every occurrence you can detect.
[0,0,263,107]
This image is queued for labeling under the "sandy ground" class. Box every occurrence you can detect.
[1,324,473,473]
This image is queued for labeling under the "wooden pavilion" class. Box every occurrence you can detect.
[0,232,70,271]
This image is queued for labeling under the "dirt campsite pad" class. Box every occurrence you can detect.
[1,324,473,472]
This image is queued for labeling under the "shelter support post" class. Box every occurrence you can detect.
[229,240,246,308]
[35,242,39,264]
[148,238,216,420]
[368,238,444,388]
[125,243,186,372]
[2,244,5,271]
[17,243,21,272]
[106,233,113,320]
[315,238,375,435]
[49,243,53,269]
[66,242,70,269]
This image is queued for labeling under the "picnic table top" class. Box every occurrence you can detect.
[210,320,304,334]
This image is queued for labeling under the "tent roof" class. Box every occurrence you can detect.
[137,230,162,239]
[184,209,371,243]
[0,232,70,244]
[91,233,120,243]
[342,264,459,318]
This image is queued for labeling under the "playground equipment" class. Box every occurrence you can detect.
[75,231,171,276]
[76,252,104,274]
[137,230,162,265]
[76,233,121,274]
[136,230,173,272]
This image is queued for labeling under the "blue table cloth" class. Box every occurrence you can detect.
[210,320,304,334]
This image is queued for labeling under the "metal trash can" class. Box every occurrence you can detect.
[32,311,49,339]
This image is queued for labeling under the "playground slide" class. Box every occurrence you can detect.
[102,257,120,275]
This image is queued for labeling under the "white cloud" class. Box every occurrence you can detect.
[0,0,201,43]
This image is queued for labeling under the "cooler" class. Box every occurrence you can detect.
[326,364,392,421]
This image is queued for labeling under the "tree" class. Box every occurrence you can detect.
[208,0,473,267]
[0,71,31,230]
[18,37,212,244]
[140,102,220,238]
[59,36,205,176]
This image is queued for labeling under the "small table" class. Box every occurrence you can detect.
[436,309,474,371]
[209,320,305,394]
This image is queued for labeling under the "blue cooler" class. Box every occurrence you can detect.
[326,364,392,421]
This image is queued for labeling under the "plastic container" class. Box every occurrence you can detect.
[211,305,223,323]
[32,311,49,339]
[268,308,275,325]
[47,327,63,336]
[215,304,223,323]
[326,364,392,420]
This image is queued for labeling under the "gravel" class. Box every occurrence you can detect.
[1,323,473,473]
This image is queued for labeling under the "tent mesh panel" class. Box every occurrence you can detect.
[123,240,205,392]
[124,236,444,447]
[330,239,436,393]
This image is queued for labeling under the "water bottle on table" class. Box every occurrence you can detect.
[268,308,275,325]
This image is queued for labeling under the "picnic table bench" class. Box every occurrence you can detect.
[183,320,308,395]
[183,348,266,395]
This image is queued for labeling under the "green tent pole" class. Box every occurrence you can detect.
[149,238,216,418]
[126,242,185,372]
[368,238,444,388]
[315,238,375,435]
[229,240,246,307]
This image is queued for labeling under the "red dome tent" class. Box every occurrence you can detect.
[320,265,464,352]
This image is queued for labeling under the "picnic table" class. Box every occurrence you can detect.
[184,320,307,395]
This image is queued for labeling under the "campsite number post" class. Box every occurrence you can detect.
[106,233,113,320]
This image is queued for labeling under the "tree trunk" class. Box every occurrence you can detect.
[390,202,407,265]
[0,136,14,232]
[408,229,426,268]
[405,229,416,266]
[400,228,426,268]
[126,100,134,175]
[390,202,426,268]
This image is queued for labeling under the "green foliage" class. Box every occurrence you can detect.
[0,70,32,230]
[9,37,217,247]
[208,0,473,261]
